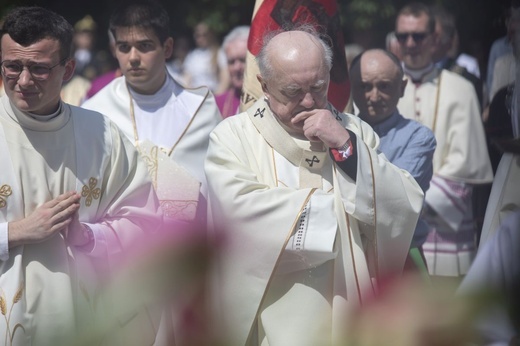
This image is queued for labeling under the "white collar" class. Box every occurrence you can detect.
[403,63,434,83]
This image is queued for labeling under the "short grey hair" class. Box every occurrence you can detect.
[222,25,250,51]
[256,24,333,82]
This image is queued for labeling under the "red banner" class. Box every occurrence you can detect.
[241,0,350,112]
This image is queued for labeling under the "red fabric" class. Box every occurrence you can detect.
[248,0,350,111]
[330,148,346,162]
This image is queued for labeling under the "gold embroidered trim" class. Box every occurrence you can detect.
[345,213,363,304]
[81,177,101,207]
[1,283,26,344]
[0,185,12,209]
[271,147,279,187]
[364,141,379,289]
[160,200,198,221]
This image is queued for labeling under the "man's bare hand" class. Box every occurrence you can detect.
[8,191,81,248]
[292,109,350,148]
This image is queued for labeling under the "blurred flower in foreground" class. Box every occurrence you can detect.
[340,273,493,346]
[70,221,223,346]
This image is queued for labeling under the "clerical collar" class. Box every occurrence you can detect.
[403,63,434,83]
[3,96,69,131]
[27,103,62,121]
[128,72,181,110]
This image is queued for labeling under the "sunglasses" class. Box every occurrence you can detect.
[395,32,429,44]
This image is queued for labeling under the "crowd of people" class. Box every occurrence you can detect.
[0,0,518,345]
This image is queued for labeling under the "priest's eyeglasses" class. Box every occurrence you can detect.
[0,58,69,81]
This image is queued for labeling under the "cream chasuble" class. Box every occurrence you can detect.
[398,69,493,276]
[82,74,221,223]
[0,96,161,345]
[398,68,492,183]
[205,99,424,345]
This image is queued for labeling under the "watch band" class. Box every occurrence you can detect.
[331,138,353,162]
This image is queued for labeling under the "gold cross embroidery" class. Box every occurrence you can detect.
[81,177,101,207]
[0,184,12,209]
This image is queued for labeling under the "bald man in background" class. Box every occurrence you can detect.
[350,49,436,271]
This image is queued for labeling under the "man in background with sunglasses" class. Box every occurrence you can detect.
[0,6,161,345]
[395,3,493,281]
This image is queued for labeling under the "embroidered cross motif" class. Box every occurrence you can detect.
[81,177,101,207]
[305,156,320,167]
[254,108,265,118]
[0,184,12,209]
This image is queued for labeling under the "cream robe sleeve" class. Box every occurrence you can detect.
[434,72,492,183]
[76,113,162,258]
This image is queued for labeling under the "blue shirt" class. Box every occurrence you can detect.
[371,111,436,247]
